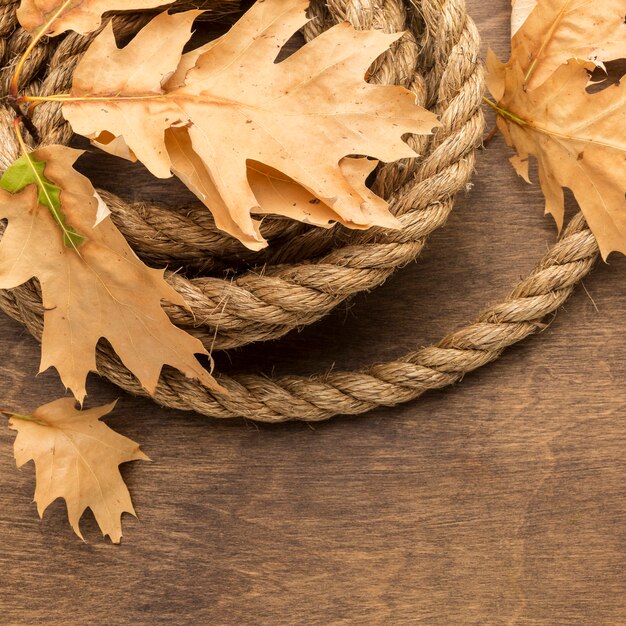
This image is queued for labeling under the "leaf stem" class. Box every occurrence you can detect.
[9,0,73,98]
[0,410,47,426]
[6,98,40,143]
[19,93,168,104]
[18,94,73,104]
[482,97,527,127]
[13,116,30,155]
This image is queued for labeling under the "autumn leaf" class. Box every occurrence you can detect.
[60,0,438,249]
[4,398,147,543]
[511,0,536,36]
[486,0,626,258]
[506,0,626,91]
[0,144,221,402]
[95,126,397,236]
[487,57,626,258]
[165,127,399,234]
[249,158,392,227]
[17,0,171,37]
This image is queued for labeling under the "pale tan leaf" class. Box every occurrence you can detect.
[509,153,531,184]
[494,61,626,258]
[166,125,400,243]
[245,161,341,228]
[486,48,507,102]
[510,0,626,90]
[163,38,222,91]
[0,145,220,402]
[91,131,138,163]
[66,10,204,180]
[17,0,171,36]
[511,0,537,36]
[93,189,110,226]
[62,0,439,249]
[9,398,148,543]
[251,157,401,230]
[164,127,264,249]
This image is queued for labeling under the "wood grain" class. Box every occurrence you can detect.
[1,2,625,624]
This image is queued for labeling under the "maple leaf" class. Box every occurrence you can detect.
[487,57,626,259]
[504,0,626,91]
[0,144,221,402]
[17,0,171,37]
[60,0,438,249]
[5,397,147,543]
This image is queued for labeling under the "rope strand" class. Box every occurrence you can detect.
[0,0,601,421]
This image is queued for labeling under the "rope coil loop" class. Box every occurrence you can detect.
[0,0,600,421]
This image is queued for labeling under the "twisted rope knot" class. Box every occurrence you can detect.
[0,0,600,422]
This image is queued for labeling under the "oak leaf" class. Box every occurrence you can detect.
[0,144,220,402]
[487,56,626,258]
[165,126,394,233]
[505,0,626,91]
[511,0,536,37]
[6,397,147,543]
[17,0,171,37]
[97,125,393,236]
[61,0,438,249]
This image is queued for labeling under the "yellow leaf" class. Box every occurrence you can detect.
[17,0,171,36]
[7,398,148,543]
[509,0,626,91]
[492,61,626,259]
[486,48,507,102]
[0,144,221,402]
[61,0,438,249]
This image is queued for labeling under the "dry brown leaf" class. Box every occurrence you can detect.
[511,0,537,37]
[165,127,399,232]
[61,0,438,249]
[508,0,626,90]
[95,127,396,232]
[7,397,147,543]
[0,144,220,402]
[250,158,392,227]
[488,56,626,258]
[17,0,170,36]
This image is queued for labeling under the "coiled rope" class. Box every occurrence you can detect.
[0,0,599,421]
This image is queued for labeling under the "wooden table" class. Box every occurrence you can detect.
[1,1,624,624]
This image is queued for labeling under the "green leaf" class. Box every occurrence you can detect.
[0,152,86,248]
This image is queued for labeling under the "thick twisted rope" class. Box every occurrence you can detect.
[0,0,601,421]
[0,213,599,421]
[0,0,484,351]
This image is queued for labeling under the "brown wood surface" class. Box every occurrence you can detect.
[1,2,625,624]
